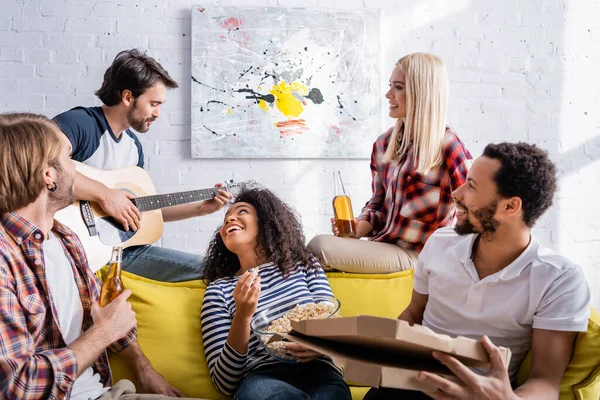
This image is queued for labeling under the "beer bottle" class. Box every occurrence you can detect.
[99,245,125,307]
[332,171,356,237]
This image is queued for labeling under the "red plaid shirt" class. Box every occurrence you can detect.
[358,127,472,252]
[0,212,136,400]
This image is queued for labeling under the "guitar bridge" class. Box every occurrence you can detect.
[80,201,97,237]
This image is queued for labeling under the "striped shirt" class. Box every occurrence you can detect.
[0,212,136,400]
[358,126,472,252]
[201,262,339,396]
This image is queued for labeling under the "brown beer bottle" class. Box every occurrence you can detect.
[332,171,356,238]
[99,245,125,307]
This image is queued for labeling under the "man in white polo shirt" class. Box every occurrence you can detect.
[364,142,591,400]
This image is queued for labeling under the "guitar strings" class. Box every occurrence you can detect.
[133,187,224,212]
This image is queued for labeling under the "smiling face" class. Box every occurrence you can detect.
[126,82,167,133]
[385,65,407,119]
[452,156,503,236]
[220,202,260,255]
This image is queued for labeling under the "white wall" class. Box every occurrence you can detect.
[0,0,598,308]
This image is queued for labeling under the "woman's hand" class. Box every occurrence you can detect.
[330,217,357,237]
[330,218,372,239]
[284,342,322,363]
[232,270,261,322]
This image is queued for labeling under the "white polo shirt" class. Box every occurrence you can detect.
[414,227,590,380]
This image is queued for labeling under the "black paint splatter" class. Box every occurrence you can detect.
[235,88,275,104]
[207,100,233,107]
[238,66,253,80]
[191,76,227,93]
[337,95,357,121]
[203,124,219,136]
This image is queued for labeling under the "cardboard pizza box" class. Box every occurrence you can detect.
[270,315,511,392]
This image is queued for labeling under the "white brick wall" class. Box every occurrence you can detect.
[0,0,598,308]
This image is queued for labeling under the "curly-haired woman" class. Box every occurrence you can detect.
[309,53,472,274]
[200,187,351,400]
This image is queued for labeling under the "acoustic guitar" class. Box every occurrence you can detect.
[54,162,244,272]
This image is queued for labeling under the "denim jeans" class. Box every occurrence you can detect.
[122,245,203,282]
[363,387,432,400]
[234,362,351,400]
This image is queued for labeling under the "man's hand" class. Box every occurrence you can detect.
[91,290,137,344]
[134,366,184,397]
[418,336,518,400]
[197,183,232,216]
[284,342,322,363]
[98,188,142,231]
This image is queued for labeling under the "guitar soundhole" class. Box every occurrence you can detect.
[96,216,137,246]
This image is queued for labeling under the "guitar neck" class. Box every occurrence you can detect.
[133,188,221,212]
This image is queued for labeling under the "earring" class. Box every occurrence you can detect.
[47,182,57,192]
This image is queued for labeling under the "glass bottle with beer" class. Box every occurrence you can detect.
[100,245,125,307]
[332,171,356,238]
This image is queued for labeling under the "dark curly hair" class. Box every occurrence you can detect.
[202,186,319,283]
[483,142,557,227]
[95,49,178,106]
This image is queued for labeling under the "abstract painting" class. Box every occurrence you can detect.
[191,6,381,158]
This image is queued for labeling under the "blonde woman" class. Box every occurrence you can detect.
[308,53,472,273]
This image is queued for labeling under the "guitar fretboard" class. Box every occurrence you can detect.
[133,188,222,212]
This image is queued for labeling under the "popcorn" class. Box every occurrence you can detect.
[261,301,339,361]
[265,302,338,334]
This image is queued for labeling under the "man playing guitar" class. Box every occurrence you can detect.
[54,49,232,282]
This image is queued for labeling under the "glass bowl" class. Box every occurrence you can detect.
[250,296,341,363]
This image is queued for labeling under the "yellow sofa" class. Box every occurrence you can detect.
[102,269,600,400]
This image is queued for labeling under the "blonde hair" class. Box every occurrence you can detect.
[382,53,449,174]
[0,113,63,213]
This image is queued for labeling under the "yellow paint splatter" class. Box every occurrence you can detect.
[258,100,269,111]
[269,81,308,117]
[227,108,231,114]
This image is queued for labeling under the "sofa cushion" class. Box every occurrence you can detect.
[574,366,600,400]
[98,269,227,400]
[326,269,414,318]
[516,307,600,400]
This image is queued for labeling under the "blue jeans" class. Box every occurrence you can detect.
[122,245,203,282]
[234,362,351,400]
[363,387,432,400]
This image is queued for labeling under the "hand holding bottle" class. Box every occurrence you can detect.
[331,217,373,239]
[91,289,137,344]
[100,246,125,307]
[330,217,358,238]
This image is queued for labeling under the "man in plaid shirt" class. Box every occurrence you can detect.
[0,114,204,399]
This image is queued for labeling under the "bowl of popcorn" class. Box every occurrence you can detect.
[250,296,341,363]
